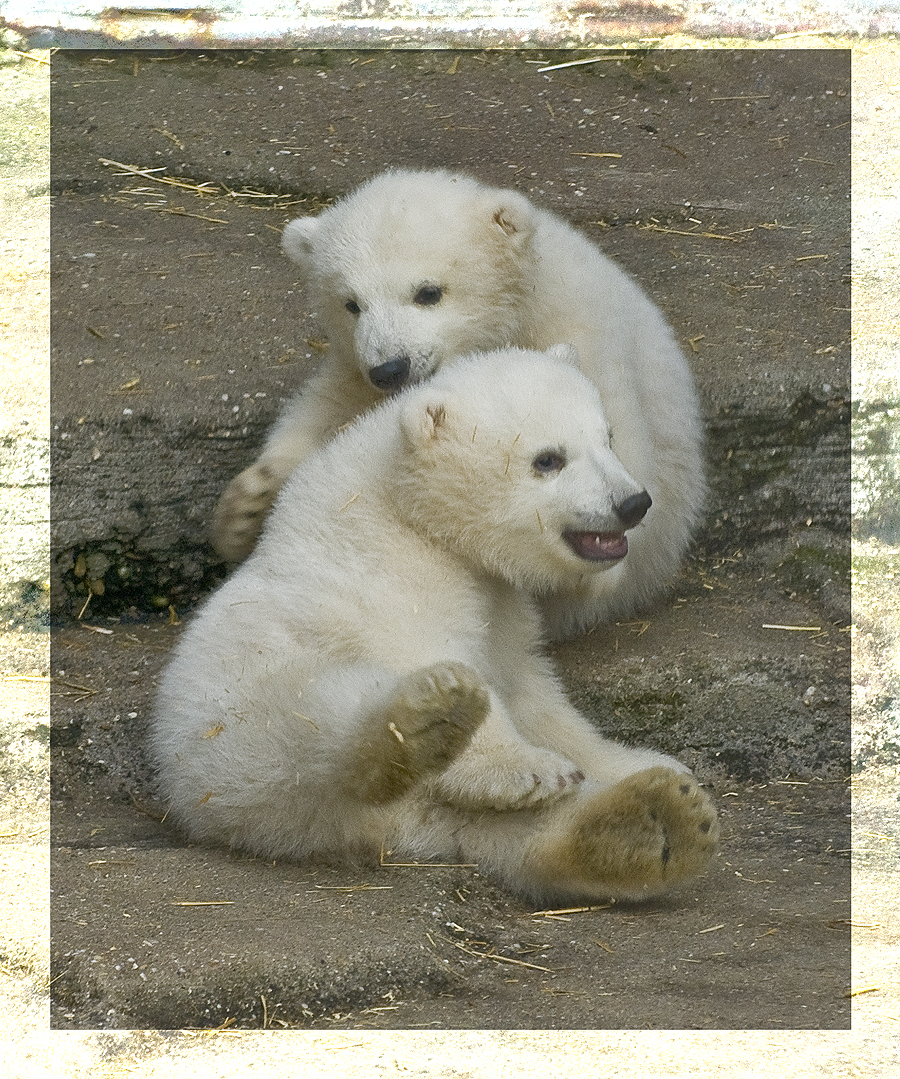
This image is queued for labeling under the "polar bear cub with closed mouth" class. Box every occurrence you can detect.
[211,168,704,640]
[155,347,717,904]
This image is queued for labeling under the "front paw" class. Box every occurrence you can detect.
[210,462,281,561]
[432,746,584,810]
[515,751,586,808]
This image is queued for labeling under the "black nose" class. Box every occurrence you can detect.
[614,490,652,529]
[369,357,411,392]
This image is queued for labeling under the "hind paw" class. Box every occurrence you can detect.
[355,662,490,804]
[539,767,719,897]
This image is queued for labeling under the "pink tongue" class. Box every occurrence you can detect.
[565,531,628,562]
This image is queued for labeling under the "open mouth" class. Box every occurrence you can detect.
[563,530,628,562]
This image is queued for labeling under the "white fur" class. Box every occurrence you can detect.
[211,168,705,639]
[156,349,718,904]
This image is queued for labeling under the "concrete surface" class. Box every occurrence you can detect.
[48,47,851,617]
[0,44,48,622]
[5,0,900,49]
[0,31,898,1079]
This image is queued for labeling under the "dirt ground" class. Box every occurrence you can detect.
[47,581,853,1032]
[0,34,898,1079]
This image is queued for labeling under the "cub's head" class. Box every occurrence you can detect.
[393,346,652,594]
[282,169,536,394]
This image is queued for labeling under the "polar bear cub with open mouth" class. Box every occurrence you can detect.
[211,168,705,640]
[157,347,717,904]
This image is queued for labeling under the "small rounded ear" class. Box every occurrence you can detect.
[281,216,320,273]
[399,395,456,451]
[546,343,580,366]
[487,189,535,247]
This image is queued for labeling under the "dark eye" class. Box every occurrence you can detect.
[414,285,443,306]
[532,450,567,475]
[345,299,361,314]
